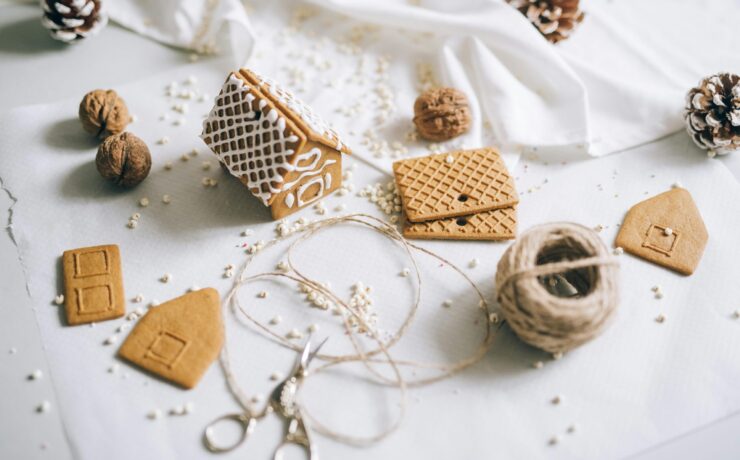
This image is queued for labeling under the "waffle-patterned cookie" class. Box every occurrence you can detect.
[403,207,517,241]
[393,148,518,222]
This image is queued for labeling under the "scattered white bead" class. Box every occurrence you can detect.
[104,335,118,346]
[269,315,282,326]
[29,369,43,380]
[162,194,171,204]
[37,401,51,413]
[184,402,195,414]
[663,227,673,236]
[164,162,173,170]
[276,261,289,272]
[551,395,562,405]
[488,313,499,324]
[533,361,544,369]
[468,258,479,268]
[671,182,682,189]
[442,299,453,308]
[257,291,268,299]
[307,323,319,333]
[108,364,120,374]
[655,313,666,323]
[127,220,138,229]
[157,136,170,145]
[160,273,172,283]
[54,295,64,305]
[147,409,163,420]
[170,405,186,416]
[250,394,264,404]
[286,329,303,340]
[116,323,130,333]
[188,285,200,293]
[567,424,577,434]
[732,310,740,319]
[201,161,211,171]
[133,294,144,303]
[190,148,198,157]
[445,154,454,164]
[241,229,253,237]
[186,75,198,85]
[149,300,160,307]
[399,268,410,277]
[613,247,624,255]
[548,435,559,446]
[552,351,564,360]
[594,224,604,232]
[270,371,283,381]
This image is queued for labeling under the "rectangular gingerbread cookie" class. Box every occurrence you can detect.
[393,148,519,223]
[62,244,125,325]
[403,207,517,241]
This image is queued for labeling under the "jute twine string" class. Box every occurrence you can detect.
[219,214,499,446]
[495,222,619,354]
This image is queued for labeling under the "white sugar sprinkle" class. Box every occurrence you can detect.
[399,268,410,277]
[551,395,562,405]
[732,310,740,319]
[29,369,43,380]
[257,291,268,299]
[613,247,624,255]
[286,329,303,340]
[663,227,673,236]
[37,401,51,413]
[157,136,170,145]
[468,258,479,268]
[54,295,64,305]
[162,194,171,204]
[103,336,118,345]
[442,299,453,308]
[116,323,130,333]
[488,313,499,324]
[160,273,172,283]
[308,323,319,333]
[147,409,162,420]
[553,351,564,360]
[108,364,119,374]
[133,294,144,303]
[269,315,282,326]
[241,229,254,237]
[270,372,283,381]
[655,313,666,323]
[567,424,577,434]
[533,361,544,369]
[445,154,454,164]
[548,435,559,446]
[184,402,195,414]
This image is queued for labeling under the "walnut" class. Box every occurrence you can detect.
[79,89,130,137]
[413,88,471,142]
[96,132,151,187]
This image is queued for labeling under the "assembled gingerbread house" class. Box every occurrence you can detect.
[201,68,351,219]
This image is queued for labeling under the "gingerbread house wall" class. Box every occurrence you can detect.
[269,140,343,219]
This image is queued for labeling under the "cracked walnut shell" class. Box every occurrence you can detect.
[96,132,151,187]
[79,89,130,137]
[413,88,471,141]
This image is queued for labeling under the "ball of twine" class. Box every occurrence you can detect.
[495,222,619,354]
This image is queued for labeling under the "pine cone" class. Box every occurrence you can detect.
[507,0,585,44]
[41,0,107,43]
[684,73,740,156]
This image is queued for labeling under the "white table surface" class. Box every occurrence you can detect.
[1,3,739,459]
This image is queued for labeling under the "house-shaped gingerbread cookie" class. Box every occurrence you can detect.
[201,68,351,219]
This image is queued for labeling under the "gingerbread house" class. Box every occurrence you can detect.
[201,68,351,219]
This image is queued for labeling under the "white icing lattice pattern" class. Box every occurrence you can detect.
[201,75,301,205]
[255,73,348,153]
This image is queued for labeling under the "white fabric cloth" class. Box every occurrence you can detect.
[107,0,255,67]
[302,0,740,157]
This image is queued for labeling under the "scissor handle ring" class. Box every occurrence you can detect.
[203,413,255,453]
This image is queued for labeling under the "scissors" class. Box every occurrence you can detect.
[204,337,328,460]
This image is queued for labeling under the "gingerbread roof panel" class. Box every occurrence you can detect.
[239,68,351,155]
[201,73,307,206]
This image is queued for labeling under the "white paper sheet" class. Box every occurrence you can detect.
[1,53,740,459]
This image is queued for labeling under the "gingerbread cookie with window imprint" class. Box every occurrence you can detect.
[118,288,223,389]
[393,148,519,223]
[200,68,350,220]
[615,188,708,275]
[62,244,125,325]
